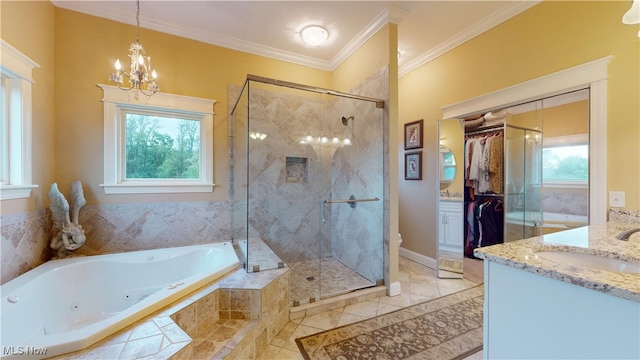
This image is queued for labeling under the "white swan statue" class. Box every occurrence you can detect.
[48,180,87,258]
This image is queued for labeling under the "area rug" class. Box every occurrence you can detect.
[296,284,483,360]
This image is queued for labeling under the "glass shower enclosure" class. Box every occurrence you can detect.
[231,75,385,305]
[504,101,544,241]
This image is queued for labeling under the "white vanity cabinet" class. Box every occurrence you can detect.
[438,200,463,253]
[483,261,640,359]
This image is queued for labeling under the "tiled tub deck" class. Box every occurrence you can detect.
[50,266,290,360]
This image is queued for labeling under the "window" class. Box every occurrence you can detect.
[543,134,588,188]
[98,84,215,194]
[0,40,39,200]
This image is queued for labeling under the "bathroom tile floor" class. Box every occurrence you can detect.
[258,256,481,360]
[288,257,375,306]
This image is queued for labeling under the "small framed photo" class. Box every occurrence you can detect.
[404,119,423,150]
[405,151,422,180]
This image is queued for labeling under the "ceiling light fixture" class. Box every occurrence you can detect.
[300,25,329,46]
[622,0,640,37]
[109,0,159,99]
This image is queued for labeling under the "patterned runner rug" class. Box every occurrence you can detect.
[296,284,483,360]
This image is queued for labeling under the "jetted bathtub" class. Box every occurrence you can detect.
[0,242,240,359]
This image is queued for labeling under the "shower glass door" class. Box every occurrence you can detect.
[232,75,385,306]
[505,101,543,242]
[318,95,384,300]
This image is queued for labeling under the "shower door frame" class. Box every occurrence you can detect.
[230,74,386,305]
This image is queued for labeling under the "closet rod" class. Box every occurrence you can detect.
[465,125,504,136]
[506,124,542,133]
[475,193,504,198]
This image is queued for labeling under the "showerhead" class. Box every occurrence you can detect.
[341,115,354,126]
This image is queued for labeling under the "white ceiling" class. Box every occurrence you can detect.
[52,1,539,77]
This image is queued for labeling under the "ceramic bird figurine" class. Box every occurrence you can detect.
[49,180,86,258]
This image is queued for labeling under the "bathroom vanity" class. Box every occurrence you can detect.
[475,223,640,359]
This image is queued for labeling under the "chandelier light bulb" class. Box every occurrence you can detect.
[108,0,159,99]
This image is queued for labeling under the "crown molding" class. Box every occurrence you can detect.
[329,5,406,69]
[399,1,540,78]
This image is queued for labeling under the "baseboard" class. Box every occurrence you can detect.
[399,247,437,270]
[388,281,402,296]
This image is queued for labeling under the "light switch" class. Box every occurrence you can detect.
[609,191,626,207]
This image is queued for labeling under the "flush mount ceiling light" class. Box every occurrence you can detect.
[300,25,329,46]
[109,0,159,99]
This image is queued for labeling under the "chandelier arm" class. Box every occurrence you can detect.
[109,0,159,98]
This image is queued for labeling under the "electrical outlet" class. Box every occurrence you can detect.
[609,191,626,208]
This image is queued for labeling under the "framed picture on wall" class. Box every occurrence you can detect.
[404,119,423,150]
[404,151,422,180]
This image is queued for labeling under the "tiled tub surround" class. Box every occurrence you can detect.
[474,222,640,302]
[1,201,232,285]
[48,266,289,360]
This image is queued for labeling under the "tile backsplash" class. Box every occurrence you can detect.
[1,201,232,284]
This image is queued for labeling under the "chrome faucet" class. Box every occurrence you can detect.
[615,228,640,241]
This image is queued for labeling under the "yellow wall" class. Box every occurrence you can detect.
[544,100,589,138]
[52,7,332,206]
[331,26,390,92]
[399,1,640,258]
[0,1,56,214]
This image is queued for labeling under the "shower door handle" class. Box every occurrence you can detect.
[322,196,380,222]
[324,197,380,204]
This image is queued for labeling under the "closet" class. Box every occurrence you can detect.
[437,102,544,279]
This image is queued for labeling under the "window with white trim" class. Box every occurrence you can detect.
[543,133,588,188]
[98,84,215,194]
[0,40,39,200]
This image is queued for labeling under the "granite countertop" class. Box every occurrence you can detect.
[474,222,640,302]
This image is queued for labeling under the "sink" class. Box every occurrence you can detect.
[535,251,640,273]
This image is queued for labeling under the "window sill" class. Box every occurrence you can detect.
[100,183,215,195]
[0,184,39,200]
[543,181,588,190]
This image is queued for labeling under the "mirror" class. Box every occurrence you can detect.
[436,118,464,279]
[439,145,456,189]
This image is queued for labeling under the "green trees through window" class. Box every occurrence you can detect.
[125,114,200,179]
[543,145,588,182]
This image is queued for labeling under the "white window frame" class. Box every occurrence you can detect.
[542,133,589,189]
[0,40,39,200]
[98,84,215,195]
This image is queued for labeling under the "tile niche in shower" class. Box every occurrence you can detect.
[286,156,308,183]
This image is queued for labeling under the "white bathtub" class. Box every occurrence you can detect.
[0,242,240,359]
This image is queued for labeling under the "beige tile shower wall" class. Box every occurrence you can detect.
[1,201,232,284]
[245,86,330,263]
[241,68,389,268]
[328,67,388,283]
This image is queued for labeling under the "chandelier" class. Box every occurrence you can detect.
[109,0,159,99]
